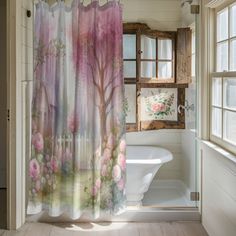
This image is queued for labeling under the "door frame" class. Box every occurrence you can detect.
[7,0,25,230]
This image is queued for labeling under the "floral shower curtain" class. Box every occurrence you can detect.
[27,0,126,219]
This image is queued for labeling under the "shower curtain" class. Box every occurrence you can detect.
[27,0,126,219]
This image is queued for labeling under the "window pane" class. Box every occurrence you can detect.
[217,8,228,42]
[217,41,228,72]
[212,78,222,106]
[212,107,222,137]
[141,35,156,60]
[123,34,136,59]
[230,39,236,71]
[141,61,156,78]
[158,62,172,78]
[158,39,172,60]
[224,110,236,144]
[124,61,136,78]
[125,84,136,123]
[230,4,236,37]
[223,78,236,109]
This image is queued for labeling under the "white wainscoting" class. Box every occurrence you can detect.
[201,141,236,236]
[127,130,184,181]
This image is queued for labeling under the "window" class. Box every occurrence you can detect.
[140,34,175,82]
[210,2,236,153]
[123,23,191,132]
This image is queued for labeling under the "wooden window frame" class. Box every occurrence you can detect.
[123,23,187,132]
[139,30,176,84]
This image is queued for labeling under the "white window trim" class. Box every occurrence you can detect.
[208,0,236,155]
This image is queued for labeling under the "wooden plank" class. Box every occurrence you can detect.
[139,81,188,87]
[176,28,192,84]
[0,222,209,236]
[123,22,150,32]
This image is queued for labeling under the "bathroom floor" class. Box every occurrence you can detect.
[0,222,208,236]
[143,187,194,207]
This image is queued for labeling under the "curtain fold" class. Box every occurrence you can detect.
[28,0,126,219]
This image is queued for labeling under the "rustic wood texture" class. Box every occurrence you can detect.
[123,22,150,33]
[0,222,209,236]
[176,28,192,84]
[124,23,189,132]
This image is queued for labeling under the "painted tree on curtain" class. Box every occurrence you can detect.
[28,0,126,219]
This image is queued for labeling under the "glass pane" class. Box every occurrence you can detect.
[224,110,236,144]
[141,35,156,60]
[212,107,222,137]
[217,8,228,42]
[124,61,136,78]
[123,34,136,59]
[125,84,136,123]
[212,78,222,106]
[158,39,172,60]
[141,61,156,78]
[217,41,228,72]
[230,4,236,37]
[223,78,236,109]
[230,39,236,71]
[158,61,172,79]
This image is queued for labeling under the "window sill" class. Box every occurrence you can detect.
[201,140,236,165]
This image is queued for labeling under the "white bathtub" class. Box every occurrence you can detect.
[126,145,173,206]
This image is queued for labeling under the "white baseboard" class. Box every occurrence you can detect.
[27,208,200,223]
[0,170,6,188]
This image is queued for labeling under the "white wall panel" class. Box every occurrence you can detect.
[201,142,236,236]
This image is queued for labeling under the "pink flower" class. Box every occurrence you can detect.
[117,178,125,191]
[112,165,121,183]
[101,164,108,177]
[106,134,114,149]
[102,148,112,164]
[119,140,126,153]
[151,103,166,112]
[50,157,59,173]
[29,159,40,180]
[32,132,44,152]
[95,179,101,189]
[118,153,126,171]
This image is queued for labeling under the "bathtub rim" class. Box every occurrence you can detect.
[126,145,173,164]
